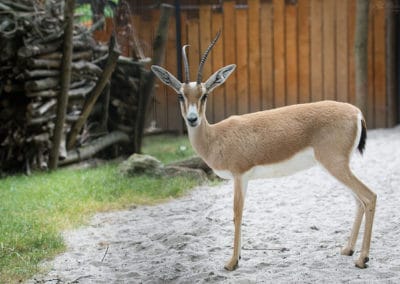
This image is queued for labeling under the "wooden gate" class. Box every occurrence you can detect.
[96,0,398,131]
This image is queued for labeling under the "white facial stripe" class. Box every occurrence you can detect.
[187,104,198,117]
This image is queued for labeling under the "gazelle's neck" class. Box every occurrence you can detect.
[187,118,212,159]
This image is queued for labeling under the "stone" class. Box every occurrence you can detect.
[163,166,208,183]
[118,154,163,177]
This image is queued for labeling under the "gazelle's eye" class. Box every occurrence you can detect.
[201,93,208,102]
[177,94,184,102]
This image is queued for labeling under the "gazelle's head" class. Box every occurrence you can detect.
[151,31,236,128]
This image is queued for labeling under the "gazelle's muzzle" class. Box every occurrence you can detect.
[186,104,200,127]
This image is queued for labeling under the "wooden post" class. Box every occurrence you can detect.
[386,0,397,127]
[134,4,173,153]
[67,34,120,150]
[49,0,75,170]
[354,0,370,117]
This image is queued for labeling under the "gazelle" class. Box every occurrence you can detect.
[151,31,376,270]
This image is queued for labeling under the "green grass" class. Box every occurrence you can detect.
[0,134,197,283]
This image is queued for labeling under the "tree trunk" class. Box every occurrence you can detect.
[354,0,370,118]
[49,0,75,170]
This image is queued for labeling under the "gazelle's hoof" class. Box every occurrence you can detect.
[355,257,369,269]
[224,259,239,271]
[340,247,354,256]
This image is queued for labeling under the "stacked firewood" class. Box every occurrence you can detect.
[109,57,145,136]
[0,0,144,173]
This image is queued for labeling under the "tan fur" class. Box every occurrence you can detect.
[188,101,359,174]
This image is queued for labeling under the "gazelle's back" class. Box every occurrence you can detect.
[206,101,361,174]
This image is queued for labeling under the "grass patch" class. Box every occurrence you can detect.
[0,134,198,283]
[142,133,195,164]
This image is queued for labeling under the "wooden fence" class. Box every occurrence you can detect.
[96,0,398,132]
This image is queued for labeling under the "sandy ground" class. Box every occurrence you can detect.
[29,127,400,283]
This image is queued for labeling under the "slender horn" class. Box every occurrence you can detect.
[182,45,190,83]
[196,29,221,85]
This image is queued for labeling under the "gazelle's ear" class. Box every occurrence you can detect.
[151,65,182,93]
[204,64,236,93]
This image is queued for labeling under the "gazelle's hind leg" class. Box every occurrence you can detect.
[317,157,376,268]
[341,199,364,256]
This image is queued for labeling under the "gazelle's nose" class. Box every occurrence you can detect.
[187,114,198,125]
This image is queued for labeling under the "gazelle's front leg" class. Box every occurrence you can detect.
[225,176,247,271]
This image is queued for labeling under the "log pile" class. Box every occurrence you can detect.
[109,57,145,138]
[0,0,144,173]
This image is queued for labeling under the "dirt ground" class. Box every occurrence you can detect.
[29,126,400,283]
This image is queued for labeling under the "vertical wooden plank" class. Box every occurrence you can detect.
[310,0,322,102]
[236,8,249,115]
[212,11,225,122]
[152,9,168,131]
[178,12,188,133]
[260,2,274,109]
[187,19,200,87]
[348,0,356,105]
[140,12,153,58]
[224,1,237,116]
[199,5,214,122]
[273,0,286,107]
[322,0,336,100]
[336,0,348,102]
[165,16,182,132]
[367,6,375,128]
[105,17,114,39]
[298,0,310,104]
[248,0,261,112]
[285,2,298,105]
[180,11,188,72]
[386,1,397,127]
[373,0,387,128]
[132,15,142,58]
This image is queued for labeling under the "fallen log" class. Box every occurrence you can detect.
[27,114,56,125]
[71,61,103,76]
[18,42,62,58]
[59,131,130,166]
[38,50,93,61]
[24,69,60,79]
[26,58,60,69]
[26,83,95,98]
[25,77,59,92]
[27,99,56,116]
[26,59,103,75]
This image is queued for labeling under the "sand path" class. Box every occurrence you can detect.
[30,127,400,283]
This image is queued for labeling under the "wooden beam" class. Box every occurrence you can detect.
[49,0,75,170]
[273,0,286,107]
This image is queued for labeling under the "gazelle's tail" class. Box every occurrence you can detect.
[358,118,367,155]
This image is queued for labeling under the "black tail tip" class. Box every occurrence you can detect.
[358,119,367,155]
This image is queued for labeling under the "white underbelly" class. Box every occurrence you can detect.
[213,147,317,180]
